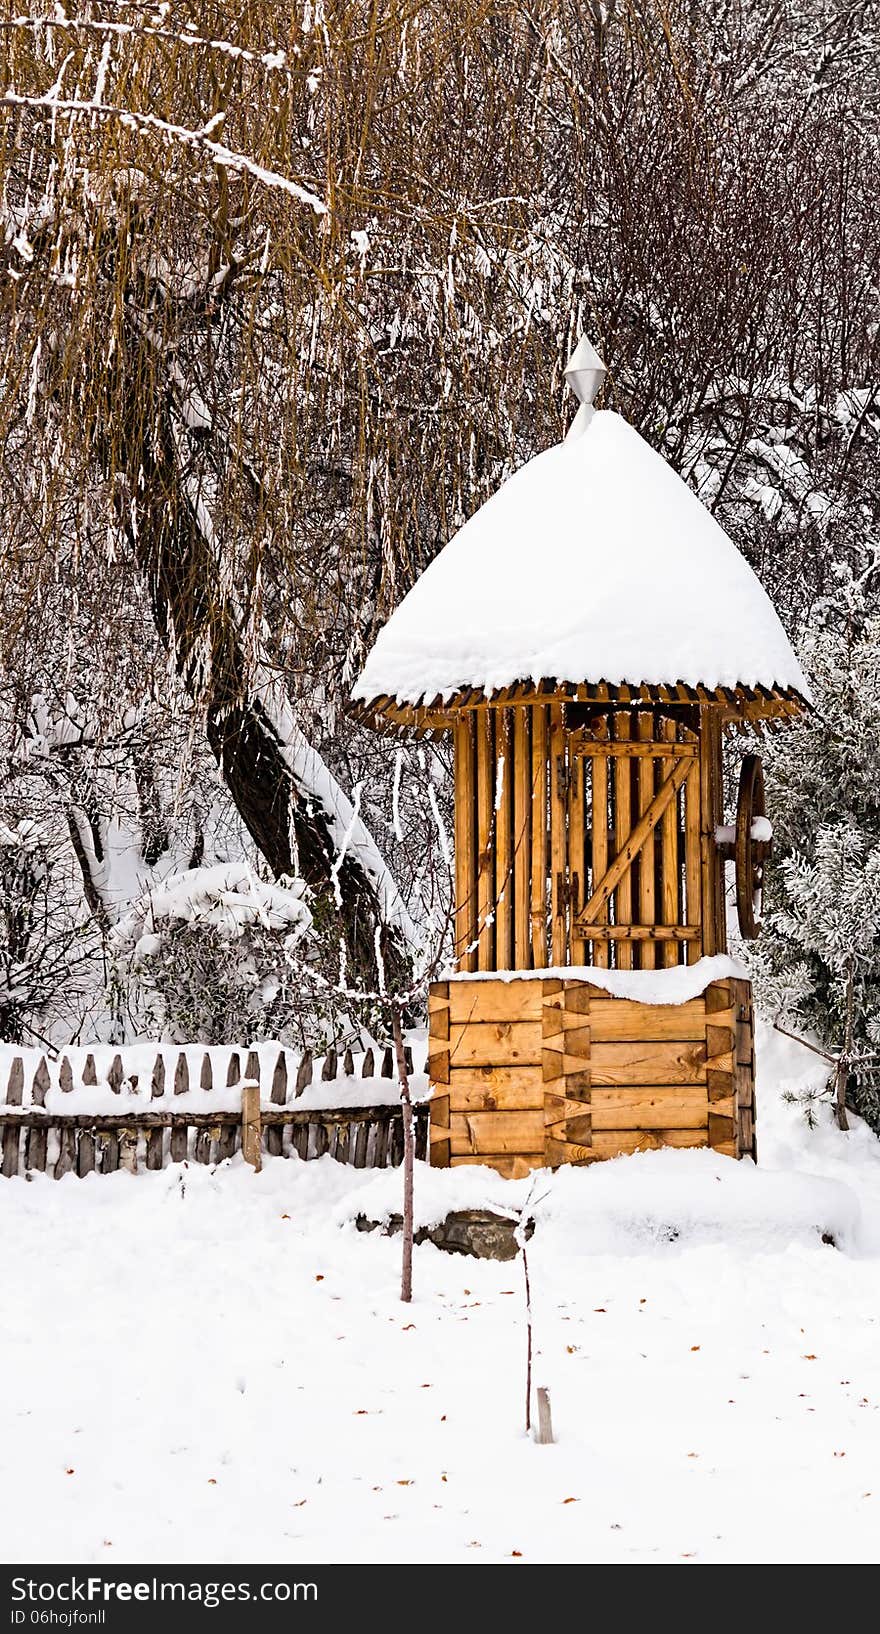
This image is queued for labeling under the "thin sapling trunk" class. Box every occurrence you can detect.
[392,1003,415,1303]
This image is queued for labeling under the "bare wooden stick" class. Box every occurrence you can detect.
[535,1386,555,1445]
[392,1006,415,1305]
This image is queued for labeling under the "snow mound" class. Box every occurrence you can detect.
[340,1149,858,1253]
[113,862,312,946]
[354,409,808,704]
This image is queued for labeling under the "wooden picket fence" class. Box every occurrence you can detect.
[0,1042,428,1180]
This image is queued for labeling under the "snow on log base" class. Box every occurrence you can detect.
[354,409,809,706]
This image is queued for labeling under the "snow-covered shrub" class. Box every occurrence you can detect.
[114,863,325,1045]
[754,570,880,1129]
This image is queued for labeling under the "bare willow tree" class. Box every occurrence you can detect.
[0,2,878,1037]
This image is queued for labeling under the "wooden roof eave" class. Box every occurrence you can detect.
[350,679,810,732]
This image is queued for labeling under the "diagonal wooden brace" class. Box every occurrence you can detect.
[576,756,693,926]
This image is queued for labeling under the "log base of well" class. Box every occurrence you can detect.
[427,975,756,1178]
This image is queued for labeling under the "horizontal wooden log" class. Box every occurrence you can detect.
[705,982,733,1013]
[448,1066,545,1110]
[447,981,544,1025]
[545,1139,601,1166]
[427,1049,450,1082]
[430,1005,450,1041]
[591,1128,708,1154]
[1,1105,428,1131]
[449,1021,542,1067]
[552,1001,723,1042]
[450,1109,545,1155]
[570,740,698,758]
[589,1040,707,1086]
[582,924,700,941]
[451,1153,543,1178]
[590,1089,709,1130]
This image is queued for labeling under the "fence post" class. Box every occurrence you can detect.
[241,1083,262,1172]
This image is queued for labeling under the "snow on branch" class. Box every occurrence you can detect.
[0,94,327,214]
[2,16,291,76]
[254,667,419,956]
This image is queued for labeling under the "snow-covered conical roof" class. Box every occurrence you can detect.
[353,407,808,708]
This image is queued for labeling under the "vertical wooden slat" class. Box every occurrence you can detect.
[454,714,477,972]
[569,748,586,964]
[295,1050,313,1095]
[55,1126,77,1179]
[530,705,548,967]
[549,704,567,965]
[699,708,726,956]
[2,1056,23,1178]
[100,1131,119,1174]
[494,710,513,970]
[684,759,702,964]
[27,1056,49,1173]
[168,1051,188,1163]
[77,1127,96,1177]
[513,707,531,969]
[614,713,634,969]
[591,744,610,968]
[476,710,495,971]
[267,1050,287,1157]
[661,717,680,967]
[637,713,656,971]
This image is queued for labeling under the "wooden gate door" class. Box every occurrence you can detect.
[565,714,704,973]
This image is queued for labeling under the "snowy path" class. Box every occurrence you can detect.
[1,1026,879,1565]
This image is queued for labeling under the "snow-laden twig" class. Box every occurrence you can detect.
[0,94,327,213]
[2,16,291,76]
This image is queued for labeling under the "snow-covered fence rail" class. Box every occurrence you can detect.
[0,1043,428,1180]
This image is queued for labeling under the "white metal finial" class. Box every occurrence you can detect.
[564,335,607,408]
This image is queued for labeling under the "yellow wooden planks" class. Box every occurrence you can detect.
[513,708,532,968]
[476,710,495,971]
[448,1020,543,1067]
[590,1089,709,1129]
[637,712,657,970]
[453,716,477,972]
[448,1067,545,1111]
[450,1109,546,1155]
[447,979,543,1025]
[589,1039,707,1086]
[530,705,548,966]
[494,709,513,970]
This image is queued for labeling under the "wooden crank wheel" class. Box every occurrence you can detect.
[735,753,768,939]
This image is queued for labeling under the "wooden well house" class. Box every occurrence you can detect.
[354,340,808,1177]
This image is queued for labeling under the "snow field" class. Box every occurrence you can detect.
[1,1024,879,1565]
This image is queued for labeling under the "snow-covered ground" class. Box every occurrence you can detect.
[2,1022,879,1565]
